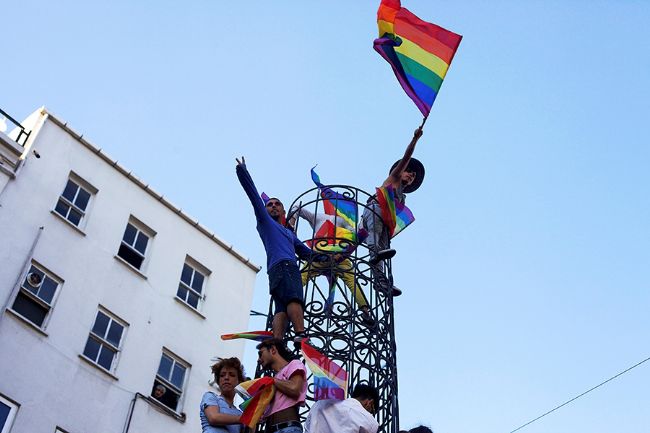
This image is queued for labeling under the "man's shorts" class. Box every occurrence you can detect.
[268,260,304,314]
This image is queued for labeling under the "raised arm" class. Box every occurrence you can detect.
[236,156,269,221]
[383,127,423,188]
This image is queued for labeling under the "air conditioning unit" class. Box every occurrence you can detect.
[26,272,43,288]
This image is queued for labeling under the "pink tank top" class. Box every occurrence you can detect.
[266,359,307,417]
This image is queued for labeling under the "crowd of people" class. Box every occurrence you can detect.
[200,343,433,433]
[199,128,429,432]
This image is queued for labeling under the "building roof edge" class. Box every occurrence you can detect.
[43,110,261,273]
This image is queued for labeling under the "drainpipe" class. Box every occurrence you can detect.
[0,226,44,315]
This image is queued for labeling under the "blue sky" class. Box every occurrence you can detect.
[4,1,649,432]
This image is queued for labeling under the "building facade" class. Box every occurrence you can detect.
[0,108,260,433]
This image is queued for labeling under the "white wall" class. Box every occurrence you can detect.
[0,111,259,433]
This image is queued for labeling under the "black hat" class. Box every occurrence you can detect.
[390,157,425,193]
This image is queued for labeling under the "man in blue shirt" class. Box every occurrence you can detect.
[237,156,314,341]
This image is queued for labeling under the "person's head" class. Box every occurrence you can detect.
[390,158,425,193]
[265,197,286,222]
[256,338,293,370]
[351,384,379,415]
[400,169,417,188]
[153,384,166,399]
[409,426,433,433]
[211,357,245,396]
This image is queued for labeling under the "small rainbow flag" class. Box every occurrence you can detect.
[311,168,358,230]
[374,0,462,117]
[301,339,348,401]
[220,331,273,342]
[376,185,415,238]
[235,377,275,428]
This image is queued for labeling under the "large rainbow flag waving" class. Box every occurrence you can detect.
[301,339,348,401]
[374,0,462,117]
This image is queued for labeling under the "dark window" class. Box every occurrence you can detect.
[118,223,150,270]
[176,263,206,309]
[83,310,126,372]
[11,292,48,327]
[154,353,188,411]
[10,264,60,328]
[55,179,92,227]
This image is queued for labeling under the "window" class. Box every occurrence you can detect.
[176,262,207,309]
[82,308,127,373]
[0,394,18,433]
[54,175,95,227]
[152,351,189,411]
[117,219,154,270]
[10,263,61,328]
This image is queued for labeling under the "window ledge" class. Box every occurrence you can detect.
[5,308,49,337]
[78,354,119,380]
[173,297,206,319]
[114,255,148,280]
[50,210,87,236]
[143,395,187,423]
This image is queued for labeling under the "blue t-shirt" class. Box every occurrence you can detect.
[199,392,242,433]
[236,164,313,271]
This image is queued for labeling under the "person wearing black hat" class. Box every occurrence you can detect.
[361,127,425,296]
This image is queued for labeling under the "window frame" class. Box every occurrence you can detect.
[81,307,128,374]
[175,258,210,311]
[117,217,155,272]
[0,394,19,433]
[53,172,97,229]
[153,350,190,413]
[8,261,63,330]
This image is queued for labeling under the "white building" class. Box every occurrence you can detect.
[0,107,260,433]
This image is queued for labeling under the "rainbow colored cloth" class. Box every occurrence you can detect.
[374,0,462,117]
[376,185,415,238]
[235,377,275,429]
[220,331,273,342]
[308,168,363,254]
[301,339,348,401]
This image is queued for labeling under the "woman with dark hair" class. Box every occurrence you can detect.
[200,357,246,433]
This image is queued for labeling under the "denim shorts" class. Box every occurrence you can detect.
[268,260,304,314]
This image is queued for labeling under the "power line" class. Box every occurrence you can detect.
[508,355,650,433]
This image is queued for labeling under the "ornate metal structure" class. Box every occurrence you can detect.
[256,183,400,433]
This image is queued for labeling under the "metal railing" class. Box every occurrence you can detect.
[0,108,31,146]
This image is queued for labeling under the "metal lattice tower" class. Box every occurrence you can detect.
[256,184,400,433]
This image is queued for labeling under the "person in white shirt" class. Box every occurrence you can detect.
[304,384,379,433]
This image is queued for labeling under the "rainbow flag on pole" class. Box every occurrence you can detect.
[220,330,273,342]
[311,168,358,230]
[301,339,348,401]
[376,185,415,238]
[374,0,462,117]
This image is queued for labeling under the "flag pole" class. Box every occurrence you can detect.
[419,115,429,130]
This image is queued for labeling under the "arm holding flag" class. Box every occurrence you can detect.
[384,127,423,190]
[204,405,241,428]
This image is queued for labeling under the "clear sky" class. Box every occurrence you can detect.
[4,1,649,432]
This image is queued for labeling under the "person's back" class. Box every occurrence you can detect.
[304,384,379,433]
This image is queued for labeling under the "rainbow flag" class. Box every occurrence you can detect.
[311,168,358,230]
[376,185,415,238]
[235,377,275,428]
[374,0,462,117]
[301,339,348,401]
[220,330,273,342]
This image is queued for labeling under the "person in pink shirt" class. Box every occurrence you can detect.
[257,338,307,433]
